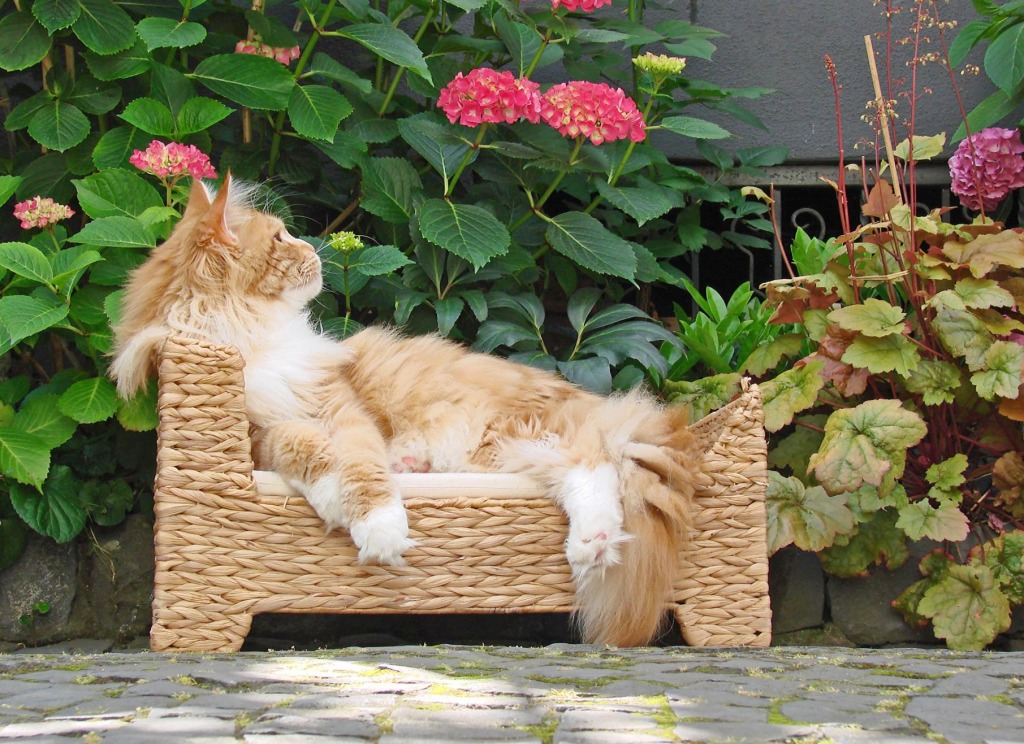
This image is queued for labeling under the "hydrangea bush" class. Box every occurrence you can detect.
[0,0,776,569]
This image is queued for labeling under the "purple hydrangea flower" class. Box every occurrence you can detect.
[949,127,1024,212]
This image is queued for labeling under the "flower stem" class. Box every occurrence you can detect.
[583,88,658,215]
[378,4,437,116]
[445,124,489,197]
[268,0,337,176]
[509,137,584,233]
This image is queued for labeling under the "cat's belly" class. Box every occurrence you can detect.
[384,402,490,473]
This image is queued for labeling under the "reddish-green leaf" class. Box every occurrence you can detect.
[766,470,855,554]
[760,361,824,432]
[918,564,1011,650]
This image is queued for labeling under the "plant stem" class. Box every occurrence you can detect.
[445,124,490,197]
[378,4,437,116]
[509,137,584,234]
[268,0,338,176]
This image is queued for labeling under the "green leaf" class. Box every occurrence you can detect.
[767,414,826,482]
[33,0,81,33]
[339,23,431,82]
[950,18,990,67]
[663,373,742,421]
[191,54,295,111]
[0,242,54,285]
[72,0,136,56]
[557,358,613,395]
[808,399,927,496]
[398,114,470,186]
[0,429,50,489]
[73,169,163,220]
[0,295,70,354]
[985,22,1024,95]
[57,376,119,424]
[287,84,353,142]
[51,246,101,294]
[27,100,90,152]
[892,133,946,162]
[174,97,232,136]
[893,548,955,627]
[918,564,1011,650]
[545,212,637,280]
[842,334,920,377]
[91,126,151,170]
[82,478,135,527]
[953,277,1015,310]
[135,17,206,51]
[818,508,909,578]
[118,97,175,136]
[658,116,731,139]
[971,340,1024,400]
[742,333,804,376]
[927,453,969,492]
[360,157,423,223]
[69,215,155,248]
[435,296,463,337]
[9,465,87,543]
[896,501,970,542]
[759,361,825,432]
[348,244,412,277]
[83,40,150,81]
[9,394,77,449]
[828,298,906,337]
[418,199,510,270]
[473,320,539,353]
[66,75,121,115]
[933,308,995,370]
[766,470,855,554]
[971,532,1024,604]
[0,176,24,207]
[594,181,674,227]
[307,53,372,94]
[0,11,52,72]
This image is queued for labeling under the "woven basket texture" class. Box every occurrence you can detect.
[152,336,771,652]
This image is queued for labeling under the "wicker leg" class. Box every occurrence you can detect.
[151,609,253,652]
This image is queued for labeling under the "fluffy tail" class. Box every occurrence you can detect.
[574,403,696,646]
[500,394,697,646]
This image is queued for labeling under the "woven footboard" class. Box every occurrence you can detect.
[152,335,770,651]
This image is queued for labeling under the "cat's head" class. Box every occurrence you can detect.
[110,174,323,397]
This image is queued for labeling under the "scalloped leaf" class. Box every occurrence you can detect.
[902,359,962,406]
[893,548,955,627]
[766,470,855,554]
[970,532,1024,604]
[841,334,920,377]
[360,157,423,224]
[954,277,1015,310]
[594,181,674,227]
[0,242,54,285]
[135,18,206,52]
[0,11,52,72]
[0,295,70,354]
[663,373,742,422]
[27,100,90,152]
[0,429,50,489]
[932,308,994,370]
[808,400,927,496]
[942,230,1024,278]
[918,564,1011,650]
[828,298,906,337]
[818,508,909,578]
[742,333,804,376]
[57,376,118,424]
[339,22,431,82]
[896,501,970,542]
[766,414,826,481]
[970,340,1024,400]
[759,361,824,432]
[546,212,638,280]
[72,0,136,56]
[9,394,77,448]
[288,84,353,142]
[68,215,155,248]
[191,54,295,111]
[33,0,81,33]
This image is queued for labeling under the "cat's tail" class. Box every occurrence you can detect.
[503,393,697,646]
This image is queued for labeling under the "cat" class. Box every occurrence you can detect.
[110,174,698,646]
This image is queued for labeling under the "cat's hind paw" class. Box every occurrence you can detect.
[565,523,632,580]
[349,498,416,566]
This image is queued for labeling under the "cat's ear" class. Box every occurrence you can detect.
[197,171,238,248]
[182,177,213,222]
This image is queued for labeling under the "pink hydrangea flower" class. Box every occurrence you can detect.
[234,39,301,65]
[551,0,613,12]
[437,68,541,127]
[540,81,646,145]
[129,140,218,181]
[949,127,1024,212]
[13,197,74,230]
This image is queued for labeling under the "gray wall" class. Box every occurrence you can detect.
[668,0,994,164]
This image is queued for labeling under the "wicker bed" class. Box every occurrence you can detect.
[150,335,772,651]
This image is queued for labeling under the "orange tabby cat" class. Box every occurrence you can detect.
[110,175,697,646]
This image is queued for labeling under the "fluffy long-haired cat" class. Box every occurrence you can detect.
[110,175,698,646]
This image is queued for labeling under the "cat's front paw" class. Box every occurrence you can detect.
[349,497,416,565]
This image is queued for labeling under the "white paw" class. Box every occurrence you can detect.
[293,476,348,532]
[559,463,631,580]
[349,497,416,566]
[566,520,632,580]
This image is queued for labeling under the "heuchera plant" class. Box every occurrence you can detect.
[739,0,1024,651]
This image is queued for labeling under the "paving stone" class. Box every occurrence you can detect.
[904,696,1023,743]
[98,714,236,743]
[0,717,128,738]
[243,712,379,737]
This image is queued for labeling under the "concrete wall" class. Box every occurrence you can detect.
[659,0,994,164]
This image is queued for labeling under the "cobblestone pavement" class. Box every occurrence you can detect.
[1,644,1023,743]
